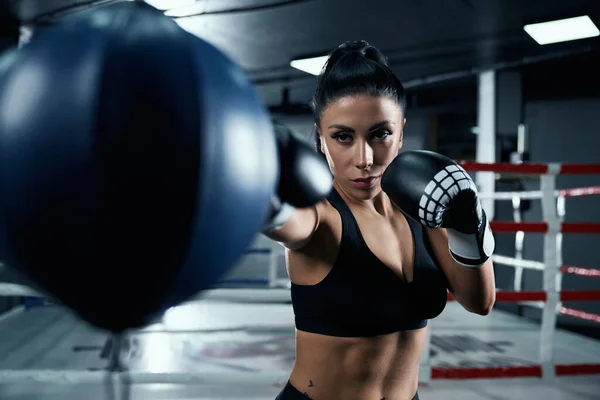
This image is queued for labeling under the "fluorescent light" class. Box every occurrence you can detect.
[290,55,329,76]
[143,0,197,11]
[524,15,599,45]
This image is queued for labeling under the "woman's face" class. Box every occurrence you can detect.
[317,94,405,199]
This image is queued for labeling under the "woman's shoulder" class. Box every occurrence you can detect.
[315,198,336,221]
[291,199,341,255]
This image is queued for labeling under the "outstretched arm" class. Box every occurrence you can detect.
[262,121,332,250]
[263,203,323,250]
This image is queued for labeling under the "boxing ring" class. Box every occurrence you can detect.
[0,160,599,399]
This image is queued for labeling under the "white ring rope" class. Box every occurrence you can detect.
[0,369,290,385]
[479,190,545,200]
[492,255,545,271]
[479,186,600,200]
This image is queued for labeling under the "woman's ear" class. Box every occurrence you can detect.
[398,118,406,149]
[314,123,325,153]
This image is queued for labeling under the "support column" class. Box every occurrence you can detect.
[476,70,496,219]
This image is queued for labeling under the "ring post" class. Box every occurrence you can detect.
[539,164,560,380]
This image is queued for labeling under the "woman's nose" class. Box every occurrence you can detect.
[354,142,373,170]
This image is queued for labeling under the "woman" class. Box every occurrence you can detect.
[264,40,496,400]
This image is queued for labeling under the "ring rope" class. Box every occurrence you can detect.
[458,161,600,175]
[490,221,600,234]
[432,363,600,379]
[478,185,600,200]
[560,265,600,278]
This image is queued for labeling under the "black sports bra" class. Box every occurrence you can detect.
[290,188,449,337]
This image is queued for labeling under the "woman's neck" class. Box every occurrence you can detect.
[332,180,394,217]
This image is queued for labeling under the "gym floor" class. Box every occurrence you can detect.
[0,295,599,400]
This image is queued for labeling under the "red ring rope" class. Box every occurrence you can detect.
[446,290,600,303]
[432,365,542,379]
[560,307,600,324]
[432,363,600,379]
[559,186,600,197]
[560,291,600,301]
[457,162,549,174]
[560,265,600,278]
[559,164,600,175]
[457,161,600,175]
[561,223,600,233]
[447,291,545,302]
[489,222,600,234]
[491,222,548,233]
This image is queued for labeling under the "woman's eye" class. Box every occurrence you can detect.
[332,132,352,142]
[372,130,391,140]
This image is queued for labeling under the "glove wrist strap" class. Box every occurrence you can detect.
[262,197,295,233]
[447,214,495,268]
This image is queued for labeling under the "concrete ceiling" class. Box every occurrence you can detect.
[2,0,600,109]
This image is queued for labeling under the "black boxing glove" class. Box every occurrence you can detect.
[263,121,332,232]
[381,150,495,267]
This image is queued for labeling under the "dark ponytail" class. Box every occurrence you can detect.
[311,41,406,156]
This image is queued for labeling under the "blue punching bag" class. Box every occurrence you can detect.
[0,2,278,332]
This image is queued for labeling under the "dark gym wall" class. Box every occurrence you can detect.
[0,0,18,48]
